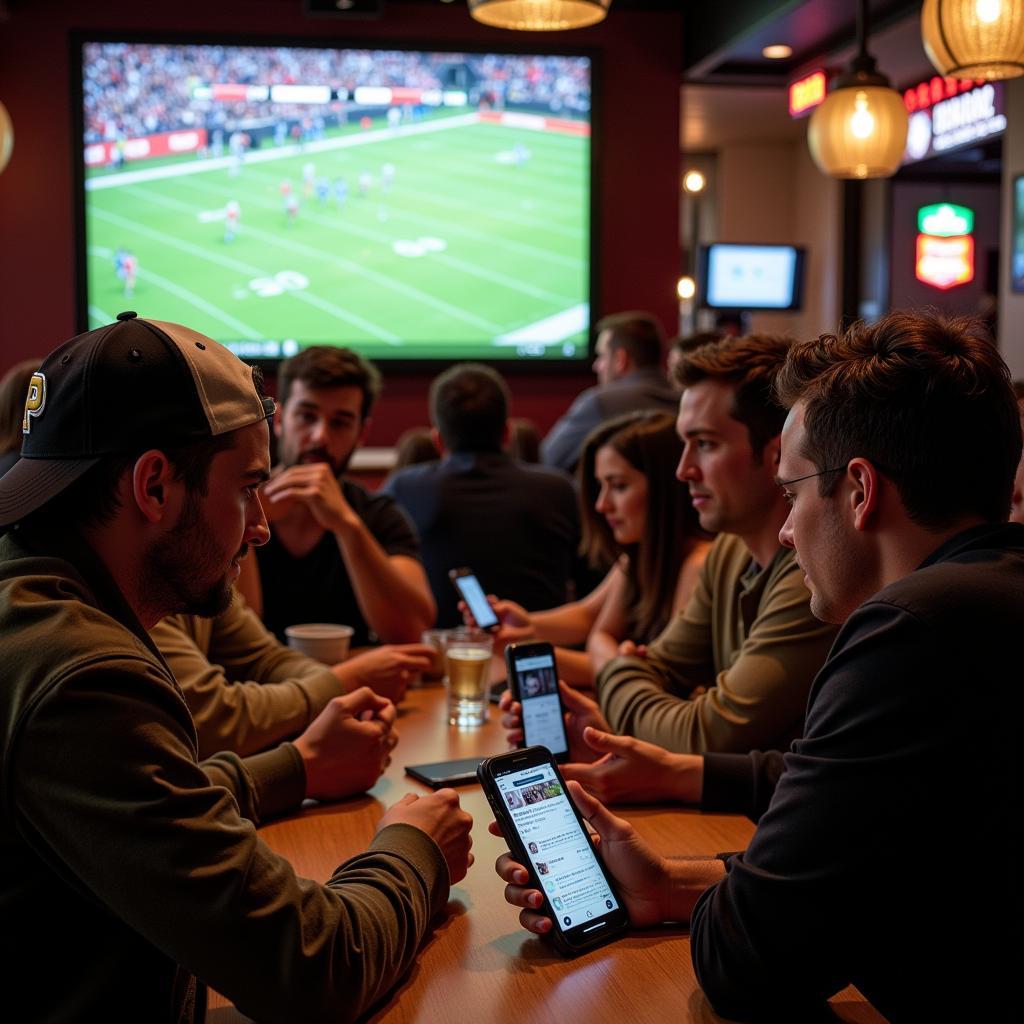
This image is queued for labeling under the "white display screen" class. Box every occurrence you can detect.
[704,244,800,309]
[454,574,499,629]
[496,761,619,933]
[513,651,568,756]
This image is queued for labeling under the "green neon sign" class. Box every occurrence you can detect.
[918,203,974,237]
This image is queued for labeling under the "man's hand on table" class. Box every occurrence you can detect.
[378,789,474,884]
[294,687,398,800]
[500,681,611,763]
[491,781,723,934]
[561,728,704,805]
[332,644,435,703]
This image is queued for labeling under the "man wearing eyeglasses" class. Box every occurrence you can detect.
[496,310,1019,1021]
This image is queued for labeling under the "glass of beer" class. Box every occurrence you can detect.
[444,627,493,727]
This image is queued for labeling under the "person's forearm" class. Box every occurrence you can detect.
[531,602,595,646]
[333,523,435,641]
[586,628,620,676]
[662,856,726,923]
[548,646,595,687]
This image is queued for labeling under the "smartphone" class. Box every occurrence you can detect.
[448,567,500,631]
[405,757,482,789]
[505,641,570,763]
[478,746,629,954]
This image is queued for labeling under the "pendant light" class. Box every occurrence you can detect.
[468,0,610,32]
[922,0,1024,80]
[808,0,909,179]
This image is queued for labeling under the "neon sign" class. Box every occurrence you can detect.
[902,77,1005,164]
[916,235,974,290]
[917,203,974,237]
[789,70,827,118]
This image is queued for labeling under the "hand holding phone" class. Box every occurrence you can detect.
[505,641,570,762]
[448,568,500,631]
[478,747,630,953]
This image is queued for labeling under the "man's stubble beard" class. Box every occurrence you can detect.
[144,490,240,619]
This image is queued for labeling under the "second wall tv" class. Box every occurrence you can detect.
[76,38,594,363]
[699,243,805,311]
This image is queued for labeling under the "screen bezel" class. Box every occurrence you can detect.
[697,242,806,312]
[70,30,600,373]
[505,641,570,762]
[478,745,629,952]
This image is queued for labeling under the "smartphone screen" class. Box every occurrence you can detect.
[488,753,625,947]
[450,571,500,630]
[508,645,569,759]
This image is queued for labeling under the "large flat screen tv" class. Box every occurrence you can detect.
[74,37,594,364]
[698,243,805,311]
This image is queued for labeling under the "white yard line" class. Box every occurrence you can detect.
[493,304,589,346]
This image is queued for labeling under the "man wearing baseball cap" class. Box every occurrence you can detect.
[0,313,473,1022]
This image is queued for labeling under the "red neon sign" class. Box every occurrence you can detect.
[915,234,974,290]
[789,70,827,118]
[903,75,985,114]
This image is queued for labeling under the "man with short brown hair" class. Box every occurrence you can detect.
[540,311,678,472]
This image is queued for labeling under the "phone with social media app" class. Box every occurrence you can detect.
[478,746,629,954]
[505,641,570,763]
[448,567,500,631]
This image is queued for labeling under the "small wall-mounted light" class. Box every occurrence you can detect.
[0,100,13,174]
[682,169,706,194]
[677,276,696,301]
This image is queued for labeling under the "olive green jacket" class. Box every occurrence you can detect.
[0,526,446,1023]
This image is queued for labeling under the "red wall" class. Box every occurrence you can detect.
[0,0,683,443]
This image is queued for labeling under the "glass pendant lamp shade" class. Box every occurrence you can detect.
[922,0,1024,80]
[808,78,909,179]
[0,100,13,175]
[468,0,610,31]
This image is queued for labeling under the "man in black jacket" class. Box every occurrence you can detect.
[494,310,1021,1022]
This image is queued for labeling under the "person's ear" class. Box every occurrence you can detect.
[131,450,178,524]
[430,427,446,456]
[612,346,630,376]
[763,435,782,468]
[847,458,880,531]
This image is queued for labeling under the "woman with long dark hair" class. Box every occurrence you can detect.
[475,411,711,687]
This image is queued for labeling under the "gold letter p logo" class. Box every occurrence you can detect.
[22,372,46,434]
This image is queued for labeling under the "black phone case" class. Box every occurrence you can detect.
[477,750,629,955]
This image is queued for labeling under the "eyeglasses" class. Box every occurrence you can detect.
[777,466,847,487]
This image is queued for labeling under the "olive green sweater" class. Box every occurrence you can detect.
[0,526,447,1023]
[151,600,342,759]
[597,534,838,753]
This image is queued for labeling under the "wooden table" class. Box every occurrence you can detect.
[208,685,882,1024]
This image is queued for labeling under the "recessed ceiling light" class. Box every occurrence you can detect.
[763,44,793,60]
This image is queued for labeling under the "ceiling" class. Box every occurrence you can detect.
[680,2,943,153]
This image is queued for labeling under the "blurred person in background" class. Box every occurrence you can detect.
[541,311,678,472]
[384,364,579,628]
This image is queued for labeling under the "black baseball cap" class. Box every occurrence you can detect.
[0,312,275,528]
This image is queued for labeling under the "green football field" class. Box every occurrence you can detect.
[85,115,590,361]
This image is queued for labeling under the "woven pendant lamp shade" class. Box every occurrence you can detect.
[922,0,1024,80]
[468,0,610,31]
